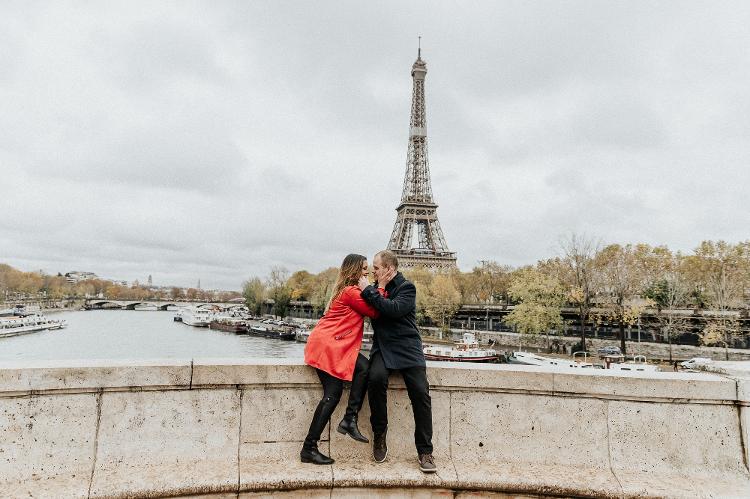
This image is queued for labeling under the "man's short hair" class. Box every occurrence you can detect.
[376,250,399,270]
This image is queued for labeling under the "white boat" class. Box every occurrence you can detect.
[0,314,67,339]
[605,355,660,372]
[295,328,311,342]
[181,308,213,327]
[423,333,499,363]
[507,351,596,369]
[680,357,712,370]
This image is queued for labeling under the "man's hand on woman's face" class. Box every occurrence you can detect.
[358,276,370,290]
[378,268,397,288]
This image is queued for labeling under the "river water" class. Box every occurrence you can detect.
[0,310,306,362]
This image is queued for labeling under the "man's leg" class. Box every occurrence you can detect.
[401,366,434,459]
[367,351,389,435]
[367,351,389,462]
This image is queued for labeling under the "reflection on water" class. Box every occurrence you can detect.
[0,310,306,361]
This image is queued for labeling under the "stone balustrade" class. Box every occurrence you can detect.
[1,359,749,498]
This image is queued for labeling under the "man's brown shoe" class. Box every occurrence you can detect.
[418,453,436,473]
[373,432,388,463]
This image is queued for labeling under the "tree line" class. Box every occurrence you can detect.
[243,237,750,357]
[0,264,241,304]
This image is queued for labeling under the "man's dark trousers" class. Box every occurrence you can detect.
[368,350,433,454]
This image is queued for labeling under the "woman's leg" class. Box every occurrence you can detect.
[303,369,344,451]
[336,353,370,443]
[344,353,370,419]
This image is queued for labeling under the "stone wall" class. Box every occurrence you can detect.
[435,328,750,362]
[1,359,749,498]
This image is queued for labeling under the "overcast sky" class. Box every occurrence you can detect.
[1,1,749,290]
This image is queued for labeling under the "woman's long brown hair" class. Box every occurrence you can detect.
[325,254,367,312]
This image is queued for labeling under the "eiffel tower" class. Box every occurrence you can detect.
[386,44,457,271]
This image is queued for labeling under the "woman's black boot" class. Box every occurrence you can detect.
[300,444,335,465]
[337,416,369,443]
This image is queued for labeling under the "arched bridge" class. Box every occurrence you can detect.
[84,300,245,311]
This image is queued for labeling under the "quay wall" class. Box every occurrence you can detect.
[439,328,750,362]
[1,359,750,498]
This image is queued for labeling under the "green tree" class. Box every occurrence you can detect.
[685,241,750,356]
[642,250,692,362]
[288,270,316,301]
[504,267,565,349]
[423,274,462,332]
[268,266,291,318]
[242,277,266,316]
[404,267,433,324]
[309,267,338,315]
[594,244,646,355]
[700,316,742,361]
[558,234,599,352]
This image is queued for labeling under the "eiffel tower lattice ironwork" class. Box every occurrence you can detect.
[386,45,457,271]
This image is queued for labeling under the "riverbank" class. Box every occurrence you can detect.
[422,326,750,362]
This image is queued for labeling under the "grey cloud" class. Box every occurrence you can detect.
[92,21,228,92]
[2,1,750,289]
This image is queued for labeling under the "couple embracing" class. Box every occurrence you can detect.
[301,250,436,473]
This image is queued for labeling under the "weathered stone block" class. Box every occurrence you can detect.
[239,441,332,491]
[241,386,327,443]
[428,363,554,392]
[450,391,622,497]
[0,393,98,499]
[0,358,191,393]
[193,358,318,386]
[553,369,735,402]
[608,400,750,498]
[238,386,333,492]
[89,388,240,498]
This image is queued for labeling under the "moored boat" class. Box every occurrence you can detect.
[248,324,295,340]
[423,333,499,363]
[507,351,597,369]
[294,328,310,342]
[209,317,248,333]
[602,354,660,372]
[181,307,213,327]
[0,314,67,339]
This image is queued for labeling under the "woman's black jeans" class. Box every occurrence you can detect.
[303,353,369,450]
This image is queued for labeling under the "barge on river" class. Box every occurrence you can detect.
[0,314,67,339]
[209,318,249,333]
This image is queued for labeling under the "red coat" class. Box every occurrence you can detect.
[304,286,379,381]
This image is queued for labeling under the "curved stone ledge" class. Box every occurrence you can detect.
[1,359,749,498]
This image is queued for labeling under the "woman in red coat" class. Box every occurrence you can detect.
[301,253,378,465]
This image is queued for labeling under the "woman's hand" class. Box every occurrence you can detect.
[358,276,370,290]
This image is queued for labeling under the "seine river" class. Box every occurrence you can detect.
[0,310,307,362]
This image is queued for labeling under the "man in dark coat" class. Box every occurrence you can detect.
[357,250,435,473]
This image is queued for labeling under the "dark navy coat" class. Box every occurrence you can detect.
[361,272,426,369]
